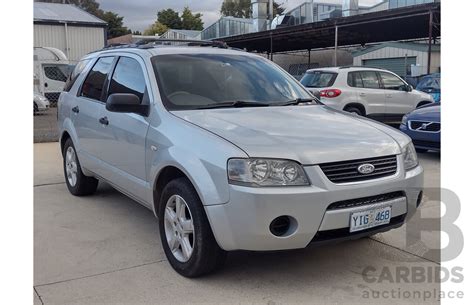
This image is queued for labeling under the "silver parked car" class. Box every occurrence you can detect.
[58,41,423,277]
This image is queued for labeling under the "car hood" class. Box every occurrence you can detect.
[172,106,406,165]
[407,104,440,122]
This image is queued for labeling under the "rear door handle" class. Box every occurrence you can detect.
[99,116,109,125]
[72,106,79,113]
[386,94,393,98]
[359,93,366,96]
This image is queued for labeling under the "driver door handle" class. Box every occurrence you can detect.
[99,116,109,126]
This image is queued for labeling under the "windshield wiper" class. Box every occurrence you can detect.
[277,97,319,106]
[196,100,271,109]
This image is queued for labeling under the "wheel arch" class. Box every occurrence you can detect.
[343,103,366,115]
[416,100,433,108]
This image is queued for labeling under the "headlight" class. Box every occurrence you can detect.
[401,115,408,126]
[227,158,310,186]
[402,142,418,170]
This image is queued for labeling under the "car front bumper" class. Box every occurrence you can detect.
[400,124,440,151]
[205,155,423,251]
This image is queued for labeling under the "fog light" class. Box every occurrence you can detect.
[270,216,291,237]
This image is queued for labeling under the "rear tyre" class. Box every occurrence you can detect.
[34,103,38,115]
[344,106,363,116]
[159,177,227,277]
[62,138,98,196]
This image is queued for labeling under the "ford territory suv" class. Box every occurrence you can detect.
[58,41,424,277]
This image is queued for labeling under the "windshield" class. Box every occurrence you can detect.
[300,71,337,88]
[151,54,313,110]
[416,76,440,92]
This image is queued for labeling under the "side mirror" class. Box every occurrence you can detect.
[106,93,149,116]
[404,85,413,92]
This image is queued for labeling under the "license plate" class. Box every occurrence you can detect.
[350,206,392,233]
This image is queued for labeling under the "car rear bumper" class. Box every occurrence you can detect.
[205,158,423,251]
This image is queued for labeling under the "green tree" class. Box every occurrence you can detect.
[220,0,251,18]
[220,0,284,18]
[132,30,142,35]
[101,11,130,38]
[181,6,204,30]
[143,21,168,36]
[157,8,182,29]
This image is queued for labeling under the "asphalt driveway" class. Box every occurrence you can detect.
[34,142,441,304]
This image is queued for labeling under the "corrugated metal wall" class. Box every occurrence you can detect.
[353,46,440,75]
[34,24,105,63]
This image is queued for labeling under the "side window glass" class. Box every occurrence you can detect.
[360,71,381,89]
[64,59,91,92]
[108,57,147,102]
[80,57,114,101]
[348,72,364,88]
[380,72,406,91]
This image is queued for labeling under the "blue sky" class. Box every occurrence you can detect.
[97,0,382,32]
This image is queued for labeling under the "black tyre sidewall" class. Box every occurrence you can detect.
[62,138,98,196]
[344,106,363,116]
[158,177,225,277]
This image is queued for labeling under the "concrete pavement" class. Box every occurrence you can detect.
[34,143,441,304]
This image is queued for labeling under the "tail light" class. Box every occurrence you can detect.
[320,89,341,98]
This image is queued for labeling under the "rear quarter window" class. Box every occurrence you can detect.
[64,59,91,92]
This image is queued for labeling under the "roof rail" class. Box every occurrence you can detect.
[134,38,229,49]
[338,65,385,70]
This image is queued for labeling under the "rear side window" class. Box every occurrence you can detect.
[300,71,337,88]
[348,72,364,88]
[361,71,381,89]
[80,57,114,101]
[64,59,90,92]
[108,57,147,102]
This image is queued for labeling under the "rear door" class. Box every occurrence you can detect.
[73,56,115,170]
[347,71,386,118]
[378,71,415,118]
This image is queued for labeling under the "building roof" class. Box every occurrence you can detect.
[352,42,441,57]
[34,2,106,25]
[165,29,201,38]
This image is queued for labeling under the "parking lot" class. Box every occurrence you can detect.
[34,109,58,143]
[34,142,440,305]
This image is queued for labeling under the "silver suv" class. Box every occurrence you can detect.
[58,41,424,277]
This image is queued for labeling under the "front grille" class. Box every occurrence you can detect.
[311,214,406,243]
[44,92,61,107]
[319,155,398,184]
[409,120,440,132]
[326,191,405,210]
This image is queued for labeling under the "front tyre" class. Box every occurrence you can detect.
[62,138,98,196]
[159,177,227,277]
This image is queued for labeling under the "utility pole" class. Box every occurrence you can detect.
[334,26,339,67]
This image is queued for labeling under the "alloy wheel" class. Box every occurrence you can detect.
[164,195,195,262]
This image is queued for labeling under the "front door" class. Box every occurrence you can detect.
[378,71,415,120]
[95,55,150,196]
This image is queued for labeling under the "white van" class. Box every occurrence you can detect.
[34,47,73,106]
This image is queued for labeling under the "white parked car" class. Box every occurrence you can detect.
[34,92,50,114]
[300,67,434,122]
